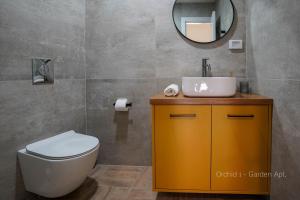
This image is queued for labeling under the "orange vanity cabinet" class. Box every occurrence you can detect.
[150,94,273,195]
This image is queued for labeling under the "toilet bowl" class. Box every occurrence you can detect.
[18,130,99,198]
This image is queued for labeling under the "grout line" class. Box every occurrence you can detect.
[0,78,86,83]
[84,74,87,133]
[126,187,133,200]
[102,186,112,200]
[86,77,158,81]
[84,76,251,81]
[245,0,248,79]
[133,166,148,187]
[84,0,88,135]
[247,78,300,82]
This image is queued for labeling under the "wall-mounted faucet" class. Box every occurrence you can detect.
[202,58,211,77]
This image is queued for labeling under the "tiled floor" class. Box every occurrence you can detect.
[31,165,268,200]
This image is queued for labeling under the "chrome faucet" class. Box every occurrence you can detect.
[202,58,211,77]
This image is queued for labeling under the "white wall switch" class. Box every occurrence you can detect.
[229,40,243,49]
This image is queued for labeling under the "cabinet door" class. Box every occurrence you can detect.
[212,105,270,194]
[154,105,211,190]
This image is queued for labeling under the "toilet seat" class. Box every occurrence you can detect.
[26,130,99,160]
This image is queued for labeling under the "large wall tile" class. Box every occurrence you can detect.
[246,0,300,80]
[0,0,86,80]
[86,79,157,165]
[86,0,156,79]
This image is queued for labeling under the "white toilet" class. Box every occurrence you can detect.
[18,130,99,198]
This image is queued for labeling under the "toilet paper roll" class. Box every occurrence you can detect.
[114,98,129,111]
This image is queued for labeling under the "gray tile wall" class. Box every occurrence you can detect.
[246,0,300,199]
[5,0,297,199]
[86,0,246,166]
[0,0,86,199]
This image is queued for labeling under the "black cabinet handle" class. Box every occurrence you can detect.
[227,114,255,119]
[170,114,197,118]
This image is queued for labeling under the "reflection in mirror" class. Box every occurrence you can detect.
[172,0,235,43]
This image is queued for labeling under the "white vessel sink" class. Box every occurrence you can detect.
[182,77,237,97]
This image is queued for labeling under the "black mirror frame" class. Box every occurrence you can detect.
[172,0,236,44]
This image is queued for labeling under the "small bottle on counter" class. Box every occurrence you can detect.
[240,80,250,94]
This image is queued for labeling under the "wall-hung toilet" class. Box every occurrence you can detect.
[18,130,99,198]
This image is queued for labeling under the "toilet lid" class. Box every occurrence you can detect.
[26,130,99,159]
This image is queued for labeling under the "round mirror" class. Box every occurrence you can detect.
[172,0,235,43]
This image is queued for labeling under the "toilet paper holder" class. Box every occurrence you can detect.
[113,102,132,107]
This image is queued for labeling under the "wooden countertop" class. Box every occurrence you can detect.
[150,93,273,105]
